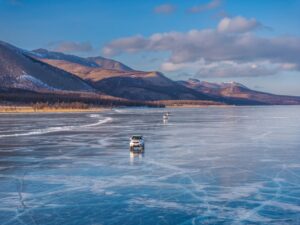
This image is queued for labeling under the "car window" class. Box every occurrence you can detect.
[132,136,142,140]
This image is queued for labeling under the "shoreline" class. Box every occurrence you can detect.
[151,100,227,108]
[0,106,107,114]
[0,104,229,113]
[165,104,232,108]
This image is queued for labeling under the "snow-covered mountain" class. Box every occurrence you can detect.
[0,41,93,92]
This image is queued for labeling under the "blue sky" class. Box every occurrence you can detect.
[0,0,300,95]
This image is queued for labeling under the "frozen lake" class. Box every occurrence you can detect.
[0,106,300,224]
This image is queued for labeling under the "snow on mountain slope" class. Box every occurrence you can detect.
[0,41,94,92]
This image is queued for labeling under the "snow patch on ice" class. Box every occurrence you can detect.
[218,182,264,200]
[267,200,300,212]
[0,116,113,138]
[286,163,300,168]
[129,198,192,212]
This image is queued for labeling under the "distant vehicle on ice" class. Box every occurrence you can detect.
[129,135,145,152]
[163,112,171,121]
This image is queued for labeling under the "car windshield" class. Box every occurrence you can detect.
[132,136,142,140]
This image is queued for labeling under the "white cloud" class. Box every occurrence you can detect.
[196,61,278,77]
[154,4,176,14]
[102,35,147,56]
[188,0,222,13]
[280,63,299,70]
[103,16,300,77]
[161,62,185,72]
[217,16,262,33]
[161,60,279,77]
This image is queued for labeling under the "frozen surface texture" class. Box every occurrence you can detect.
[0,107,300,224]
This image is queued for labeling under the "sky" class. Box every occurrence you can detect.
[0,0,300,95]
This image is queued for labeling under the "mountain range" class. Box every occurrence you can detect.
[178,79,300,105]
[1,40,300,106]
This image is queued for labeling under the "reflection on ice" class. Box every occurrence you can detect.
[130,151,144,164]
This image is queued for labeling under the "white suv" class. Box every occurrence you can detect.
[130,135,145,152]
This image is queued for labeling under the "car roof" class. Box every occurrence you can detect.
[132,135,143,137]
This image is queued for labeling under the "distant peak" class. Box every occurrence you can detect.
[32,48,49,53]
[187,78,201,83]
[221,82,248,89]
[32,48,69,56]
[31,48,69,59]
[87,56,106,60]
[152,71,164,76]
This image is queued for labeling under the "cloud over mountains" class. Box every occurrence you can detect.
[103,16,300,77]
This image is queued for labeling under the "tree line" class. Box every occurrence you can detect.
[0,88,165,108]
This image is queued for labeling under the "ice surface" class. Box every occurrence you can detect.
[0,107,300,224]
